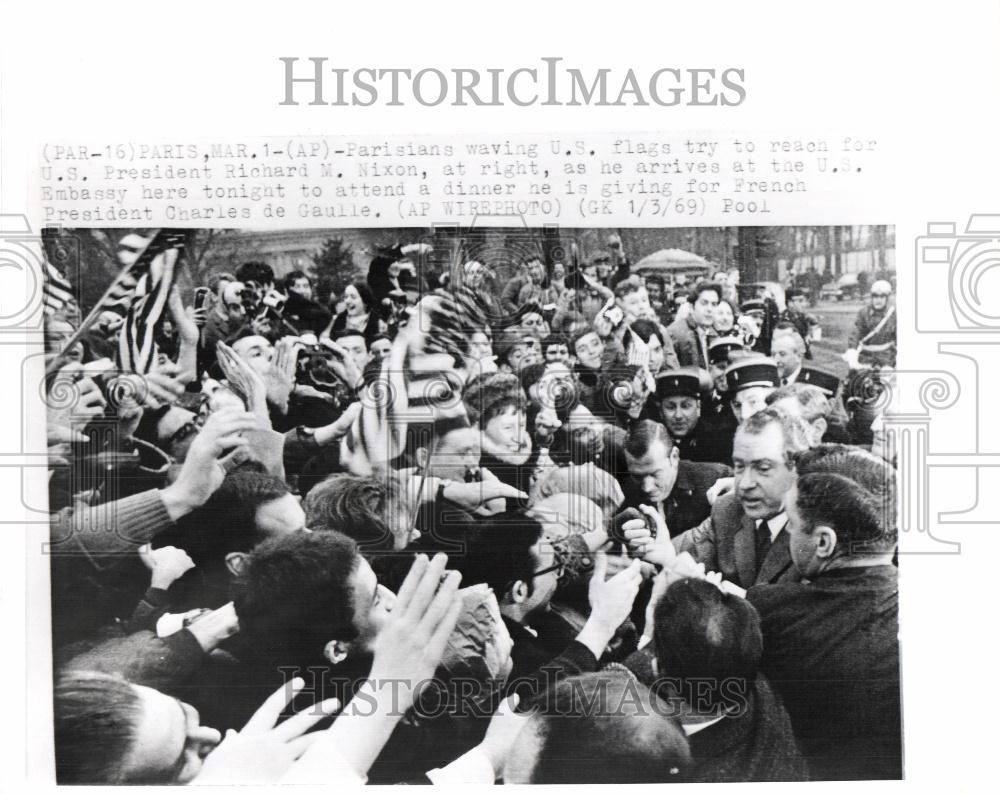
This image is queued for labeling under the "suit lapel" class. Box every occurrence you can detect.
[733,513,757,588]
[756,528,794,584]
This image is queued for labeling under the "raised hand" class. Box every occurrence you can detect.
[576,551,642,658]
[160,406,257,520]
[705,476,734,505]
[185,602,241,652]
[318,338,363,391]
[281,554,464,784]
[191,678,340,785]
[138,544,195,589]
[264,338,299,413]
[440,477,528,511]
[46,363,107,444]
[216,341,269,424]
[144,360,188,407]
[367,552,463,693]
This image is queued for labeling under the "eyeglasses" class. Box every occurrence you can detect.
[527,560,565,580]
[871,292,891,298]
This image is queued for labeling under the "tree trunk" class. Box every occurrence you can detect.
[737,226,759,283]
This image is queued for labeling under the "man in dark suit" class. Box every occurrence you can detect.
[666,281,721,369]
[747,445,901,780]
[622,419,732,538]
[672,407,811,587]
[624,578,807,782]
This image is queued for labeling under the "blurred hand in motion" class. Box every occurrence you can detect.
[575,551,642,658]
[319,338,363,392]
[587,552,643,632]
[216,341,270,425]
[139,544,195,589]
[46,362,106,445]
[191,678,340,785]
[706,476,734,505]
[144,360,188,408]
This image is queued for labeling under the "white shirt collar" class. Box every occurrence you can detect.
[682,714,727,736]
[756,512,788,541]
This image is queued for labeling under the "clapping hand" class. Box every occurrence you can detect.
[216,341,269,425]
[264,338,299,413]
[367,553,463,698]
[318,338,363,392]
[160,407,257,520]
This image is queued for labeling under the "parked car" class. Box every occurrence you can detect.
[820,273,862,301]
[820,281,844,301]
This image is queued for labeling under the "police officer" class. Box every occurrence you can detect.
[655,369,733,466]
[846,279,896,368]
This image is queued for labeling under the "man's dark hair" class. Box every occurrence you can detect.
[158,467,290,569]
[765,383,831,422]
[541,332,568,352]
[653,578,763,710]
[522,671,691,783]
[613,275,644,299]
[794,444,897,554]
[234,531,361,662]
[283,269,310,292]
[333,328,367,347]
[517,361,548,395]
[236,261,275,287]
[738,406,811,465]
[623,318,665,351]
[570,327,602,351]
[624,418,674,460]
[305,473,400,550]
[688,281,723,305]
[223,323,264,347]
[54,672,143,784]
[451,512,544,599]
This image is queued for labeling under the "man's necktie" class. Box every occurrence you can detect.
[755,521,772,567]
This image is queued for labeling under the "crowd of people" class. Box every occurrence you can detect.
[44,231,900,783]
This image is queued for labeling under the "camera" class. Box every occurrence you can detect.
[916,215,1000,332]
[193,286,211,311]
[262,288,286,313]
[296,344,341,390]
[609,506,657,550]
[240,281,264,315]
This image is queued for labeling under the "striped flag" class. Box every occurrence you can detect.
[115,231,186,374]
[42,258,74,317]
[100,232,158,318]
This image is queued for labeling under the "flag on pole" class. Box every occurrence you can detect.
[115,231,186,374]
[42,258,74,317]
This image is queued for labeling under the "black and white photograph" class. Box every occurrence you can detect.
[5,2,1000,791]
[42,223,900,783]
